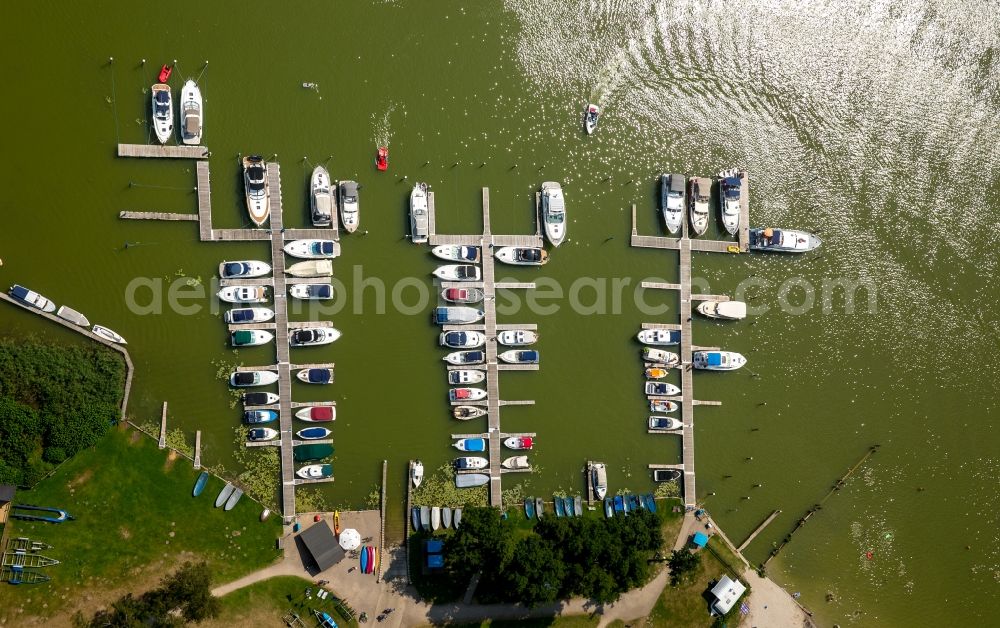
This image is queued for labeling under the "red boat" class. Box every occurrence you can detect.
[158,64,173,83]
[376,147,388,171]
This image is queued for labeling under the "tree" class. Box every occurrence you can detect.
[444,506,516,580]
[668,549,700,586]
[502,535,567,606]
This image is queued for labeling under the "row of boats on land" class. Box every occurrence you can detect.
[523,495,586,519]
[8,284,127,344]
[412,505,463,531]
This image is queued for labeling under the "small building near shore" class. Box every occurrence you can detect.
[692,531,709,548]
[298,520,345,571]
[710,575,747,616]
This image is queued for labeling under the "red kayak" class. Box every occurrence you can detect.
[376,147,388,172]
[158,64,173,83]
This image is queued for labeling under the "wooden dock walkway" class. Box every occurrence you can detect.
[120,211,199,221]
[118,144,208,159]
[196,161,213,241]
[738,509,781,552]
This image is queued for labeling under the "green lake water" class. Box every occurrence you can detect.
[2,1,998,625]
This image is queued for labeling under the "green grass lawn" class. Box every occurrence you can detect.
[0,427,282,623]
[206,575,356,627]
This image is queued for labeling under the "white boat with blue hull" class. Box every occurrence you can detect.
[9,284,56,313]
[433,307,484,325]
[646,382,681,396]
[230,370,278,387]
[151,83,173,144]
[440,330,486,348]
[433,245,480,263]
[224,307,274,324]
[289,284,333,300]
[749,228,821,253]
[637,329,681,346]
[284,240,340,259]
[433,265,481,282]
[297,368,333,384]
[444,350,485,365]
[220,260,271,278]
[693,351,747,371]
[499,350,539,364]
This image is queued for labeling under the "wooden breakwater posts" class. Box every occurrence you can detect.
[430,188,543,508]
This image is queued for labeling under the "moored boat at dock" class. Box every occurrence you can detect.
[219,260,271,278]
[224,307,274,324]
[296,427,332,440]
[650,399,680,413]
[150,83,173,144]
[432,245,480,263]
[454,456,488,470]
[637,329,681,346]
[92,324,127,344]
[410,182,429,244]
[433,306,485,325]
[295,406,336,422]
[696,301,747,320]
[449,387,486,402]
[433,265,481,282]
[502,455,529,470]
[218,286,268,304]
[592,463,607,500]
[646,382,681,396]
[503,436,533,450]
[495,247,548,266]
[453,405,487,420]
[693,350,747,371]
[749,227,821,253]
[339,180,360,232]
[249,427,279,441]
[56,305,90,327]
[718,170,742,235]
[309,166,334,227]
[649,416,683,431]
[441,287,484,304]
[243,392,279,405]
[231,329,273,347]
[455,473,489,488]
[244,409,278,424]
[448,369,485,384]
[242,155,270,226]
[453,437,486,452]
[497,330,538,346]
[285,260,332,278]
[9,284,56,313]
[688,176,711,236]
[443,350,485,365]
[289,284,333,300]
[289,327,341,346]
[411,460,424,488]
[541,181,567,246]
[230,370,278,387]
[498,349,539,364]
[642,347,679,366]
[297,464,333,480]
[283,239,340,259]
[661,173,685,234]
[297,368,334,384]
[179,80,203,145]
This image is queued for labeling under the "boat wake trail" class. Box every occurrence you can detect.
[371,104,396,148]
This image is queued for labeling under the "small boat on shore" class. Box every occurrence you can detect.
[224,307,274,324]
[646,382,681,396]
[613,495,625,515]
[309,166,334,228]
[637,329,681,346]
[289,327,341,346]
[456,473,489,488]
[642,347,679,366]
[295,406,336,422]
[333,511,340,534]
[563,496,574,517]
[584,103,601,134]
[503,436,533,450]
[524,498,536,519]
[92,325,127,344]
[440,330,486,348]
[592,463,608,500]
[444,350,485,365]
[215,482,235,508]
[454,456,488,470]
[193,471,209,497]
[541,181,566,247]
[604,497,613,518]
[495,247,548,266]
[179,80,203,145]
[497,330,538,346]
[433,265,481,282]
[376,147,388,172]
[9,285,56,313]
[231,329,274,347]
[697,300,747,320]
[432,245,480,263]
[56,305,90,327]
[244,409,278,424]
[243,392,279,405]
[284,239,340,259]
[448,369,485,384]
[454,508,462,528]
[453,438,486,452]
[296,427,331,440]
[502,455,529,470]
[218,286,268,304]
[339,180,360,233]
[650,399,680,413]
[411,507,421,530]
[499,350,539,365]
[242,155,270,226]
[249,427,279,441]
[433,307,484,325]
[230,370,278,387]
[443,507,453,529]
[649,416,683,431]
[555,497,565,517]
[441,287,484,304]
[574,496,582,517]
[410,182,429,244]
[749,227,822,253]
[719,171,742,235]
[286,260,333,278]
[420,506,430,529]
[453,405,487,420]
[693,351,747,371]
[661,173,685,234]
[297,368,334,384]
[689,176,711,236]
[535,497,545,518]
[289,284,333,300]
[449,387,486,402]
[411,460,424,488]
[297,464,333,480]
[150,83,173,144]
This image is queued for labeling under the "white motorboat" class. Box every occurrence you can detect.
[592,463,608,500]
[179,80,203,145]
[339,180,360,233]
[637,329,681,345]
[449,387,487,402]
[689,176,711,236]
[646,382,681,396]
[219,260,271,278]
[242,155,270,226]
[649,416,683,431]
[92,324,127,344]
[9,285,56,313]
[498,350,539,365]
[231,329,273,347]
[410,182,429,244]
[443,350,485,365]
[310,166,334,227]
[650,399,680,413]
[432,245,480,263]
[297,368,334,384]
[693,350,747,371]
[289,327,341,346]
[453,406,487,420]
[242,392,279,405]
[289,284,333,300]
[661,173,685,235]
[433,307,485,325]
[224,307,275,324]
[749,228,822,253]
[495,247,548,266]
[584,103,601,134]
[501,455,530,470]
[286,260,333,278]
[297,464,333,480]
[248,427,279,442]
[411,460,424,488]
[441,287,484,304]
[433,265,481,282]
[217,286,268,303]
[454,456,488,470]
[57,306,90,327]
[283,239,340,259]
[439,330,486,348]
[503,436,534,450]
[541,181,566,246]
[229,370,278,387]
[642,347,680,367]
[697,301,747,320]
[719,170,742,235]
[150,83,173,144]
[448,369,485,385]
[497,330,538,346]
